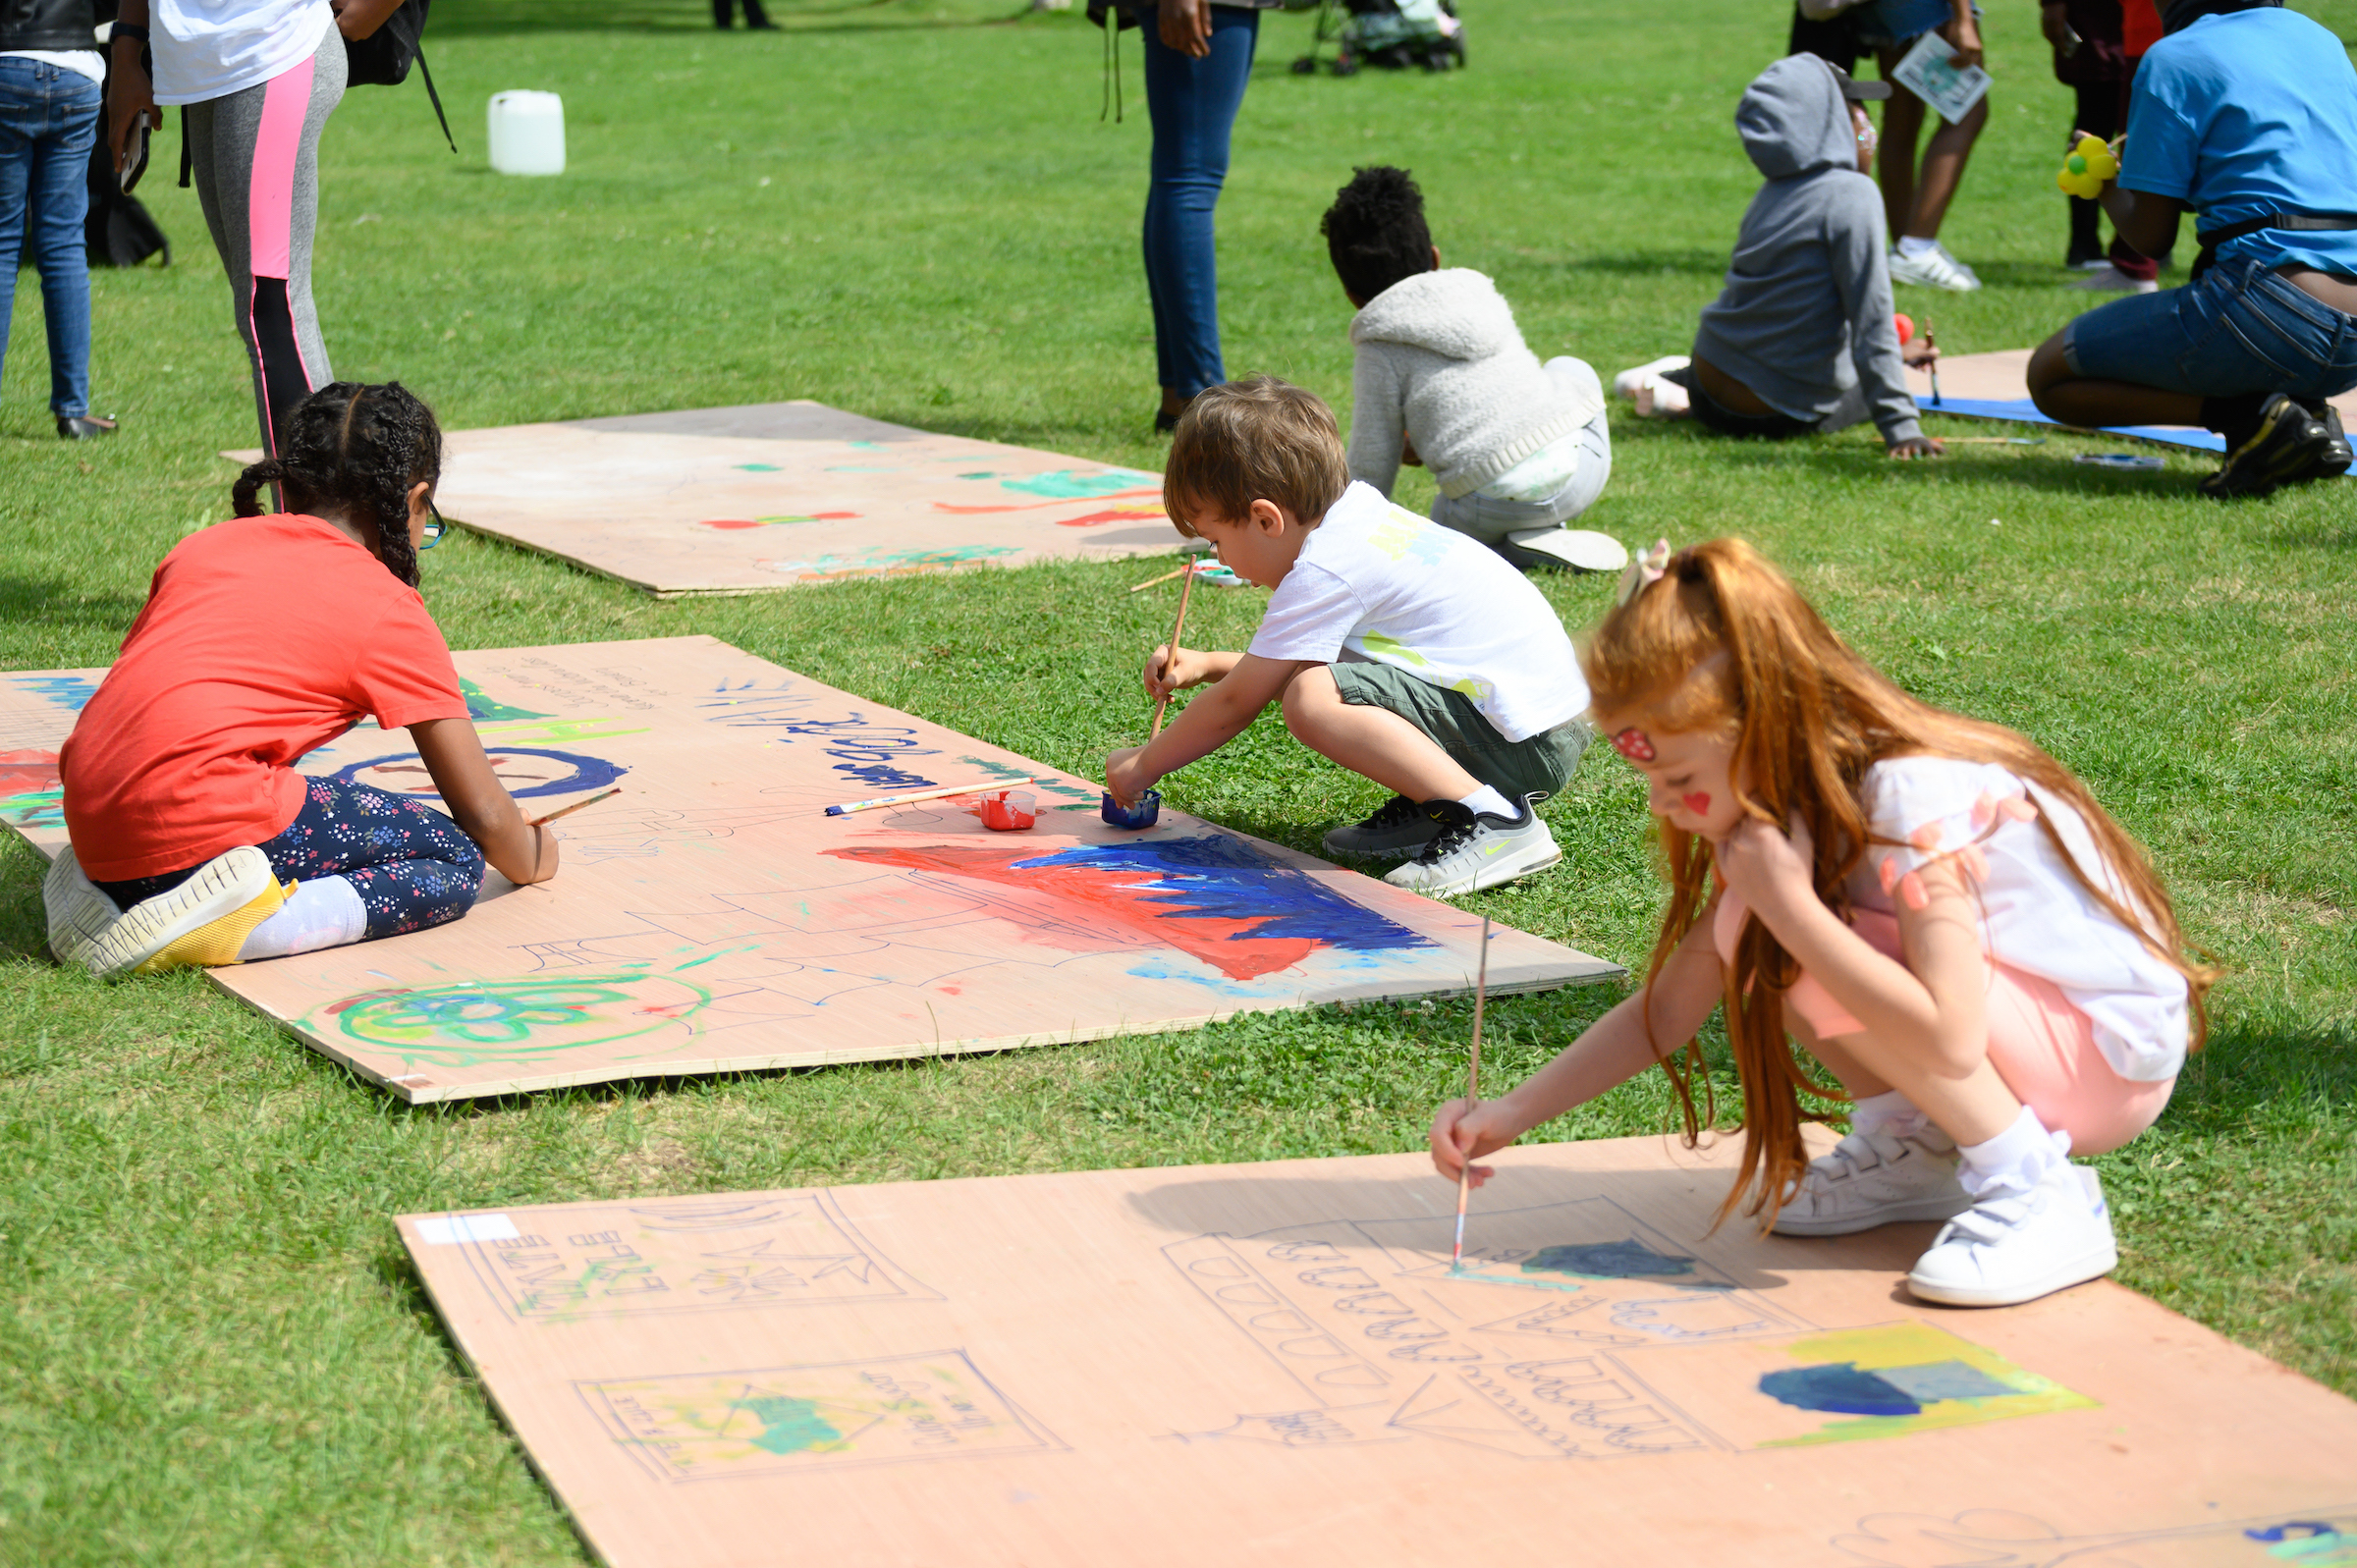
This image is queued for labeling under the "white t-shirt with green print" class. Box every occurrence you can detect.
[1246,482,1589,743]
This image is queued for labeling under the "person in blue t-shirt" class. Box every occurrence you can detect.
[2025,0,2357,499]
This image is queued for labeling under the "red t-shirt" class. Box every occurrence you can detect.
[61,514,468,881]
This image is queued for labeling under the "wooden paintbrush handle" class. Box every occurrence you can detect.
[1149,562,1199,741]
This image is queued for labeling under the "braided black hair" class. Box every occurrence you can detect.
[232,382,445,589]
[1321,166,1436,304]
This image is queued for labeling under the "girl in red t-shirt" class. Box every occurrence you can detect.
[46,381,558,977]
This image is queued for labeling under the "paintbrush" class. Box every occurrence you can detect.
[1926,316,1942,406]
[1148,555,1199,739]
[823,776,1054,817]
[1129,562,1191,593]
[527,786,622,827]
[1450,915,1492,1274]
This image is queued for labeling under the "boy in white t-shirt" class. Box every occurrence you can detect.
[1104,377,1592,897]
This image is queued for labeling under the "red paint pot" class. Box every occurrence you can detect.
[978,789,1038,832]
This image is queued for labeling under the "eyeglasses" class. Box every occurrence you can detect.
[420,499,447,551]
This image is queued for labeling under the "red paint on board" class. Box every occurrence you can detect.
[825,842,1318,981]
[0,749,60,799]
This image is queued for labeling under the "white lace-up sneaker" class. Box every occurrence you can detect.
[1905,1163,2119,1308]
[1771,1125,1970,1237]
[1382,797,1561,898]
[1887,242,1982,292]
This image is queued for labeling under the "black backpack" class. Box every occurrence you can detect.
[345,0,456,153]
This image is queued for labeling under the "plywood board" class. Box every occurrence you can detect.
[396,1133,2357,1568]
[1905,349,2357,456]
[223,402,1190,596]
[0,637,1618,1103]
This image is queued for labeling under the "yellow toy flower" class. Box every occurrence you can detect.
[2056,134,2120,199]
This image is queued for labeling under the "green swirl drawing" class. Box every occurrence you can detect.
[310,972,712,1069]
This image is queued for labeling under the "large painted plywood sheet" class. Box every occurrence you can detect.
[0,638,1617,1102]
[398,1134,2357,1568]
[362,402,1180,596]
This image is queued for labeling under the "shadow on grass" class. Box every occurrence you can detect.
[1545,248,1728,279]
[2158,1014,2357,1136]
[0,574,147,640]
[1610,416,2215,498]
[430,0,1026,36]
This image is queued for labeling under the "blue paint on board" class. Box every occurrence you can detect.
[1009,836,1434,953]
[1759,1363,1922,1418]
[1000,468,1159,500]
[1521,1241,1696,1279]
[14,673,99,713]
[1876,1360,2019,1404]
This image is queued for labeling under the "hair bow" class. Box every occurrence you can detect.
[1615,538,1673,607]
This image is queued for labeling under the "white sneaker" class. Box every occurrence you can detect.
[1383,797,1561,898]
[42,848,123,969]
[1888,242,1982,292]
[76,846,283,979]
[1505,527,1629,573]
[1905,1163,2118,1308]
[2069,263,2160,294]
[1771,1125,1970,1237]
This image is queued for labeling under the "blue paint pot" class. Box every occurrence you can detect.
[1101,789,1161,830]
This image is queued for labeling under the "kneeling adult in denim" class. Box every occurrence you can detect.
[2026,0,2357,500]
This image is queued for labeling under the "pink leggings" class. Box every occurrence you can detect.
[1715,898,2173,1154]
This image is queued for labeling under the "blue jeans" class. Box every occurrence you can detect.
[1140,5,1258,397]
[0,57,100,419]
[2063,254,2357,402]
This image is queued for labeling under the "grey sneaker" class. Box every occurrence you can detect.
[1323,794,1444,861]
[1382,797,1561,898]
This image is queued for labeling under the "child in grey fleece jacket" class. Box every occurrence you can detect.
[1323,167,1613,570]
[1682,55,1941,455]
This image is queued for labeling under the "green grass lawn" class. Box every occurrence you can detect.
[2,0,2353,1559]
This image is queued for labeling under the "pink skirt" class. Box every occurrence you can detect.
[1716,897,2173,1155]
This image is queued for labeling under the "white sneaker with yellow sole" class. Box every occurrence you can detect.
[77,846,290,979]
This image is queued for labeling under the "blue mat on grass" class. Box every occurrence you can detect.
[1919,396,2224,453]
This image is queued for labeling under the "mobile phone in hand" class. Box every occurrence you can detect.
[121,112,151,194]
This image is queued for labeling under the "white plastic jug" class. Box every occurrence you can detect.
[487,90,565,177]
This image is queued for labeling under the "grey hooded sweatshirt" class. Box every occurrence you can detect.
[1346,268,1605,501]
[1692,56,1921,445]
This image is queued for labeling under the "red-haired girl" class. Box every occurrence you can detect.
[1431,538,2206,1308]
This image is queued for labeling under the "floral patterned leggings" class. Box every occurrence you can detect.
[94,775,485,942]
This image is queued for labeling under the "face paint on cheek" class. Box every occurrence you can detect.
[1682,792,1712,816]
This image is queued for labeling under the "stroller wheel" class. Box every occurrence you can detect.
[1290,53,1317,73]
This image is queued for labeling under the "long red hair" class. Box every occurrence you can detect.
[1583,539,2211,1224]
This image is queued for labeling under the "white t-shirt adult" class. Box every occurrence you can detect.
[1245,481,1588,743]
[151,0,332,106]
[1846,755,2190,1083]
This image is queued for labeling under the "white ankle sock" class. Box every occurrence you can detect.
[1896,234,1939,258]
[1956,1105,2070,1197]
[239,876,367,960]
[1851,1090,1929,1141]
[1459,786,1516,820]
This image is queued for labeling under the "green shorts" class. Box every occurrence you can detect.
[1329,661,1590,805]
